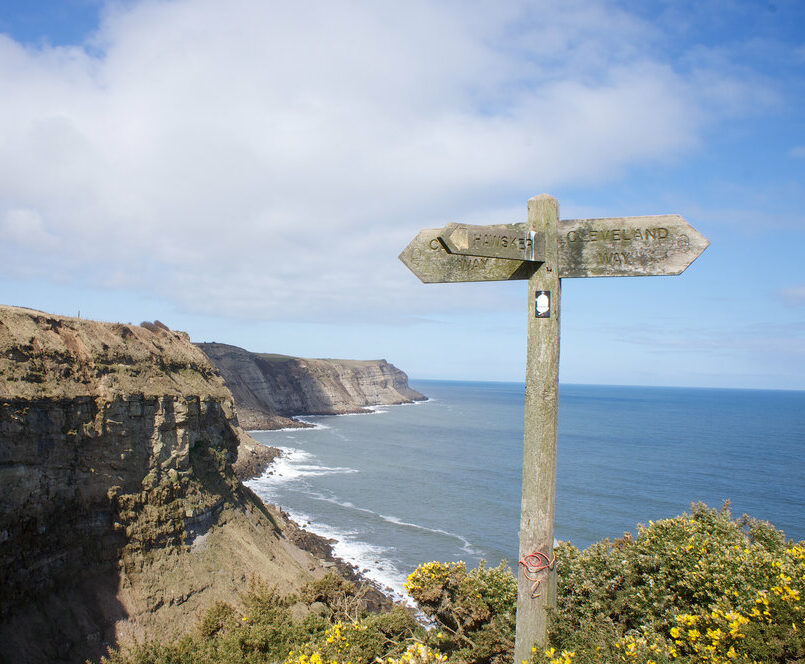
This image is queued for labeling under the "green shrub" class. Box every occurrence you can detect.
[300,572,357,606]
[101,575,422,664]
[99,637,198,664]
[197,601,239,639]
[404,560,516,664]
[283,607,423,664]
[298,571,370,622]
[532,503,805,664]
[101,582,321,664]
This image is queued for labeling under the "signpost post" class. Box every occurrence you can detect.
[399,194,709,663]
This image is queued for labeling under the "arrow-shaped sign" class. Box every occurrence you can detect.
[399,214,708,282]
[440,222,545,262]
[398,228,535,283]
[557,214,709,277]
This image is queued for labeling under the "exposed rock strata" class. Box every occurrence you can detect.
[0,307,341,664]
[196,342,425,429]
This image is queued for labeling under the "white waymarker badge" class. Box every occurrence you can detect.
[535,291,550,318]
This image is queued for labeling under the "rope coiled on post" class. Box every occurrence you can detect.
[518,549,556,598]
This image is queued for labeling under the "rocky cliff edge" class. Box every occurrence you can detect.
[0,306,339,664]
[196,342,426,430]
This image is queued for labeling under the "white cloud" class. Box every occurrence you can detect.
[1,208,58,250]
[0,0,767,321]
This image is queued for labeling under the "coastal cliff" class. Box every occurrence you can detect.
[0,307,338,664]
[196,342,425,430]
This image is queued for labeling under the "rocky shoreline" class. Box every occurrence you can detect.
[234,440,397,612]
[237,410,314,432]
[232,435,283,481]
[281,509,396,613]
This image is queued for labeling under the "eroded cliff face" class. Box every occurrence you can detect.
[196,343,426,430]
[0,307,331,664]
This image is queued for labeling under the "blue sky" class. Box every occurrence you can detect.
[0,0,803,389]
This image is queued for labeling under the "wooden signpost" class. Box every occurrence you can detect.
[399,195,709,663]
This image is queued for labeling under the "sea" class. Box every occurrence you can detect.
[245,381,805,601]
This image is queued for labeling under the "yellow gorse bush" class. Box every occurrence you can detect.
[404,561,465,594]
[285,653,338,664]
[382,643,449,664]
[533,504,804,664]
[405,559,516,664]
[612,632,674,663]
[543,646,576,664]
[665,541,804,663]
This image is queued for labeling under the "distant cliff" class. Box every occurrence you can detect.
[0,307,338,664]
[196,343,426,430]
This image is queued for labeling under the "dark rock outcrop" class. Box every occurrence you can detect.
[231,433,282,481]
[196,343,426,430]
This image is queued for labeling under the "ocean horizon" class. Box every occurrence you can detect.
[245,380,805,601]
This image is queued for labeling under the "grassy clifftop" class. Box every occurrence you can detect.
[0,306,228,401]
